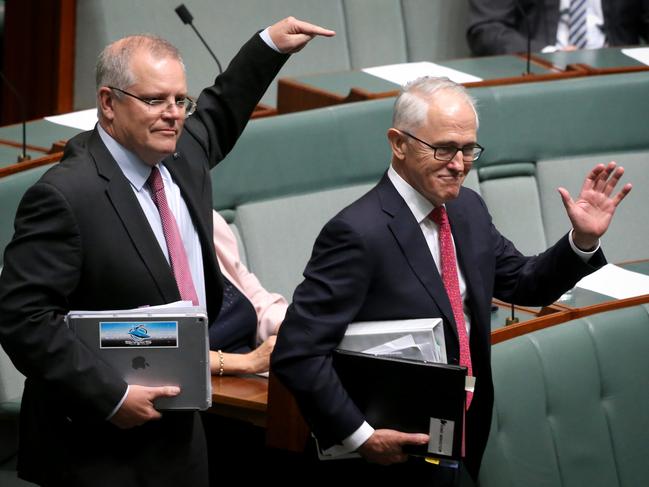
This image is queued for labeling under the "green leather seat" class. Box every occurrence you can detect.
[479,304,649,487]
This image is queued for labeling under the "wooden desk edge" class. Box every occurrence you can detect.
[0,152,63,178]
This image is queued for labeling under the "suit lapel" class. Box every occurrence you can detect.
[377,175,456,333]
[89,129,180,303]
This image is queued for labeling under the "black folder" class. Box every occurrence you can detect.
[333,349,467,461]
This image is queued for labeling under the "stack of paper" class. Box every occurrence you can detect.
[574,264,649,299]
[338,318,446,364]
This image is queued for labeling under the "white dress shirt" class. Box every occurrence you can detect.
[543,0,606,52]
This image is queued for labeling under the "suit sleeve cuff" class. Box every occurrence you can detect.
[106,385,129,421]
[322,421,374,457]
[259,27,280,52]
[569,229,600,262]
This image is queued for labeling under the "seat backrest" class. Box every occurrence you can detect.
[478,162,547,255]
[0,164,55,266]
[536,150,649,260]
[235,183,374,299]
[74,0,471,109]
[479,304,649,487]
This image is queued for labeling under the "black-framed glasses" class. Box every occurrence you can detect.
[398,130,484,162]
[108,86,197,117]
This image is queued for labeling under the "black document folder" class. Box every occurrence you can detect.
[333,349,467,461]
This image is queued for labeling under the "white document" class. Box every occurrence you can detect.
[621,47,649,66]
[574,264,649,299]
[362,61,482,86]
[67,301,203,318]
[339,318,446,364]
[45,108,98,131]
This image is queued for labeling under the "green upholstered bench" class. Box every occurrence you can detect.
[479,304,649,487]
[211,71,649,299]
[0,164,56,267]
[0,165,51,487]
[471,71,649,262]
[73,0,470,110]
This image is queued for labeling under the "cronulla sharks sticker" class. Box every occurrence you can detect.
[99,321,178,348]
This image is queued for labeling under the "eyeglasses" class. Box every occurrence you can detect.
[108,86,197,117]
[398,130,484,162]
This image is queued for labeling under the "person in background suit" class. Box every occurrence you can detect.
[270,76,631,485]
[467,0,649,56]
[0,17,333,487]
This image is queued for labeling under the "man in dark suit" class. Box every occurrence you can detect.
[271,77,631,484]
[467,0,649,56]
[0,17,333,487]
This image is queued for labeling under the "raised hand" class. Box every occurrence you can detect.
[268,16,335,53]
[558,161,632,251]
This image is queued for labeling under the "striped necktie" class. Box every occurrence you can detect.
[569,0,588,49]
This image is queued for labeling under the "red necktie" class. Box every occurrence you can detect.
[148,166,199,305]
[430,206,473,410]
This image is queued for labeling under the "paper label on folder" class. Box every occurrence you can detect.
[428,418,455,456]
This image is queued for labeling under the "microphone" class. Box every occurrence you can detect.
[0,70,31,162]
[505,302,520,326]
[175,4,223,74]
[514,0,532,76]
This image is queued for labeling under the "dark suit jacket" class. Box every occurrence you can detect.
[271,174,605,479]
[0,34,287,487]
[467,0,649,56]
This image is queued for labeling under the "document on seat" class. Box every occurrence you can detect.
[362,61,482,86]
[574,264,649,299]
[621,47,649,66]
[338,318,446,363]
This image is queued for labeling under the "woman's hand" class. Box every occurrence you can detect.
[210,336,277,375]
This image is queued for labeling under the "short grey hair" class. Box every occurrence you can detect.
[392,76,479,132]
[95,34,185,92]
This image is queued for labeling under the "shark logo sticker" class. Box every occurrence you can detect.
[99,321,178,348]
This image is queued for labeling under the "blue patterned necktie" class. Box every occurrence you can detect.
[569,0,588,49]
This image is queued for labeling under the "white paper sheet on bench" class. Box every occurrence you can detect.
[574,263,649,299]
[45,108,97,131]
[362,61,482,86]
[621,47,649,66]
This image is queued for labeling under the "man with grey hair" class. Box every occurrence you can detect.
[272,76,631,484]
[0,16,333,487]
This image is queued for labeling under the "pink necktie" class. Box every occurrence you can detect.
[430,206,473,410]
[148,166,199,305]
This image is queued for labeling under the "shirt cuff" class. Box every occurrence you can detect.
[322,421,375,457]
[259,27,280,52]
[569,230,600,262]
[541,45,559,53]
[106,385,129,420]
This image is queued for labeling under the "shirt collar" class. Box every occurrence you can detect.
[387,164,438,223]
[97,123,158,192]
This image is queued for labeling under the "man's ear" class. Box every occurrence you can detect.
[97,87,116,121]
[387,128,407,161]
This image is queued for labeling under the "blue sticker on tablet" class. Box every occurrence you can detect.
[99,321,178,348]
